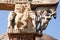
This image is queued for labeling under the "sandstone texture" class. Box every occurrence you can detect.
[0,33,57,40]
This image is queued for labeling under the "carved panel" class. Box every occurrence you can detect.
[8,33,35,40]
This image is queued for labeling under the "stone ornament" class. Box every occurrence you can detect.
[35,7,56,36]
[8,0,58,37]
[8,2,36,30]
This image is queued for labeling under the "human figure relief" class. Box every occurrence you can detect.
[8,2,36,30]
[40,10,51,31]
[36,9,44,30]
[14,3,28,29]
[37,9,56,36]
[22,2,36,29]
[35,9,44,36]
[23,2,36,29]
[8,11,16,29]
[41,9,57,30]
[27,10,36,29]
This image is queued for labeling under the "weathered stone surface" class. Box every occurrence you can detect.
[8,28,36,33]
[8,33,35,40]
[0,33,57,40]
[36,34,57,40]
[0,33,9,40]
[0,0,59,10]
[32,0,59,4]
[0,3,14,10]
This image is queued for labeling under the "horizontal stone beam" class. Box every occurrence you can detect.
[0,3,15,11]
[0,1,58,10]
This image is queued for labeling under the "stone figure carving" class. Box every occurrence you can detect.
[8,1,57,37]
[35,9,44,36]
[8,2,36,30]
[7,0,58,40]
[35,9,43,31]
[40,10,51,31]
[35,8,56,36]
[27,10,36,29]
[14,3,28,29]
[41,9,56,30]
[8,11,16,29]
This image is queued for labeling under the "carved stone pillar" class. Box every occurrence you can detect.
[8,1,36,40]
[8,0,59,40]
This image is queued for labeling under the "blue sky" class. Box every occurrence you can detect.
[0,1,60,40]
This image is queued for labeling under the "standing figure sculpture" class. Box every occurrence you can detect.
[8,11,16,29]
[14,2,36,29]
[40,10,51,30]
[27,11,36,29]
[35,9,44,36]
[14,2,29,29]
[36,8,56,37]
